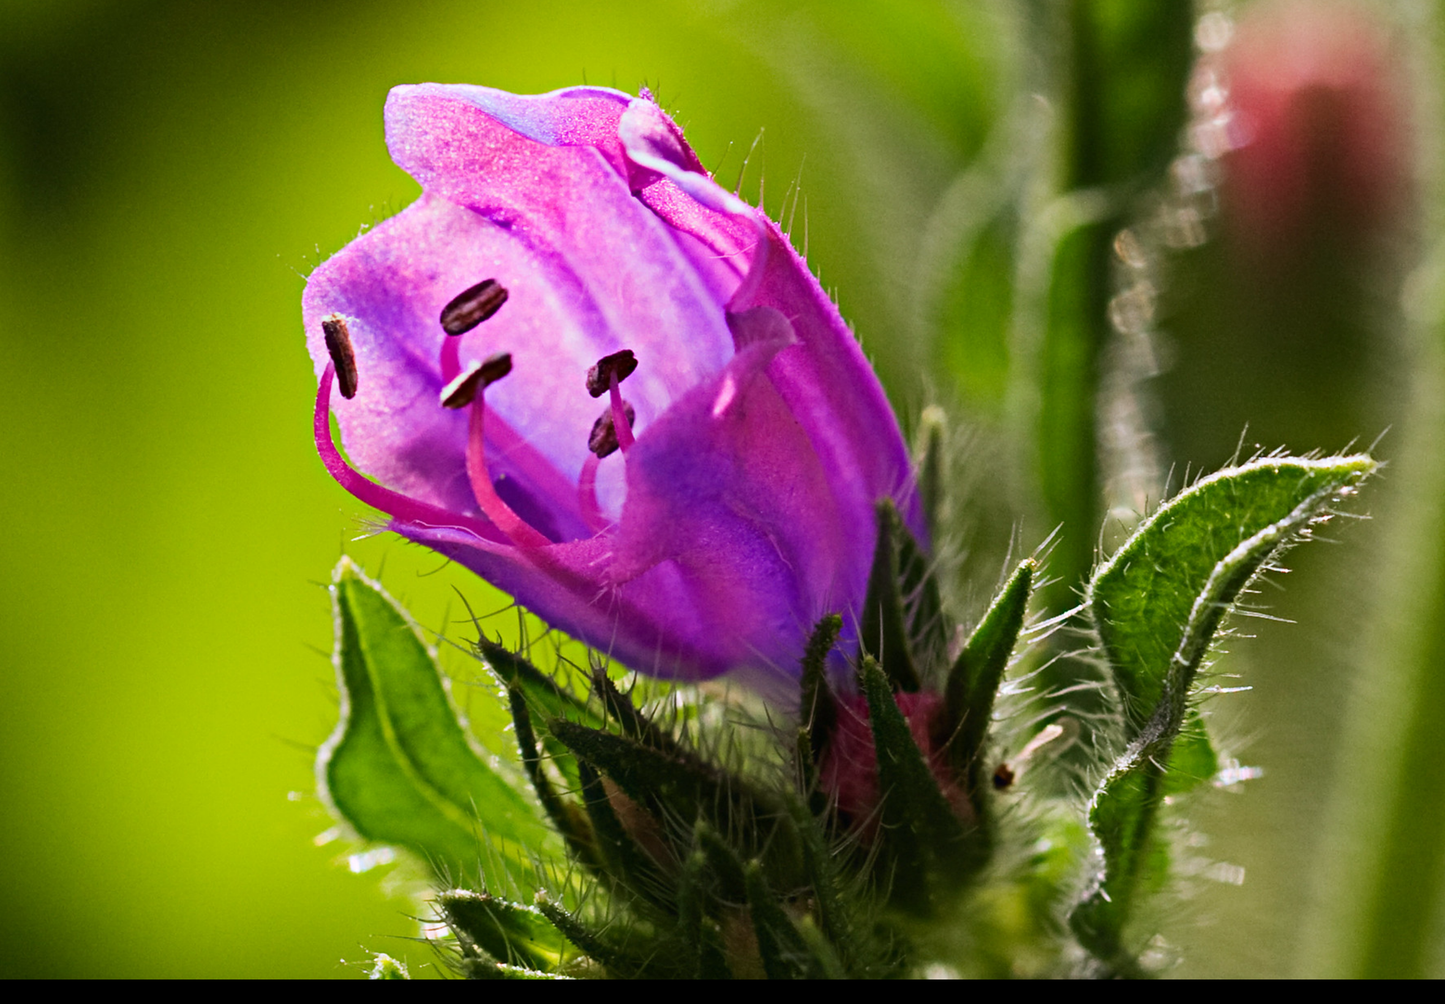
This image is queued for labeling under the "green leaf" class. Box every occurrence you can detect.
[1072,455,1375,970]
[1091,455,1376,738]
[317,558,549,888]
[861,501,921,691]
[1069,753,1164,978]
[945,558,1034,797]
[436,889,566,972]
[1163,710,1218,797]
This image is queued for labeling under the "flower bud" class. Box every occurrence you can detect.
[1220,0,1408,263]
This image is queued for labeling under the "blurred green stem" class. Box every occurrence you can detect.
[1301,6,1445,977]
[1037,215,1117,607]
[1304,240,1445,978]
[1025,1,1193,609]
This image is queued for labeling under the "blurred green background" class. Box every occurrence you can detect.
[1,0,1438,978]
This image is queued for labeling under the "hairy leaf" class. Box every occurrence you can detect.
[1091,455,1375,737]
[317,558,548,887]
[1073,455,1375,970]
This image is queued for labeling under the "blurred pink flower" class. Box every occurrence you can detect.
[1221,0,1408,258]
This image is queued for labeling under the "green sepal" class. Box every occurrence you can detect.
[792,915,848,980]
[549,718,763,854]
[693,823,823,979]
[436,888,566,972]
[916,405,947,542]
[476,638,598,794]
[366,953,409,980]
[505,690,599,869]
[897,516,948,672]
[858,655,970,913]
[317,558,548,888]
[694,821,747,903]
[534,897,661,979]
[591,667,681,754]
[575,758,671,910]
[784,796,850,954]
[861,501,922,691]
[677,849,732,980]
[743,859,813,979]
[944,558,1034,799]
[476,637,605,731]
[799,614,842,765]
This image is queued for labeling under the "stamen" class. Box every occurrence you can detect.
[313,363,508,545]
[577,454,610,532]
[586,349,638,398]
[608,373,636,453]
[440,352,513,409]
[588,399,635,458]
[452,354,550,549]
[440,279,508,335]
[439,335,461,384]
[321,314,359,399]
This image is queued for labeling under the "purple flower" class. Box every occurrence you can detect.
[304,83,921,692]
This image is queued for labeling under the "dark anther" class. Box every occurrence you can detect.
[440,279,509,335]
[992,762,1016,791]
[588,400,636,457]
[441,352,513,409]
[586,349,638,398]
[322,314,358,399]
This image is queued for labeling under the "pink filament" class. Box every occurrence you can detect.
[609,371,635,453]
[466,396,552,549]
[313,364,509,545]
[439,335,462,383]
[577,454,610,533]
